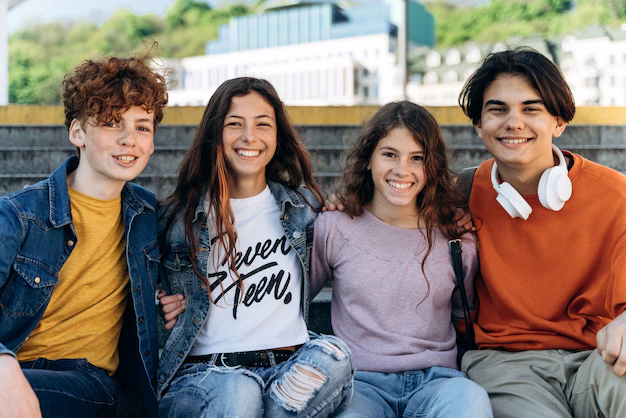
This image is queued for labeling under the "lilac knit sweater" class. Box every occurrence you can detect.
[310,209,478,373]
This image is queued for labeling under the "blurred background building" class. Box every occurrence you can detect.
[166,0,435,106]
[408,26,626,107]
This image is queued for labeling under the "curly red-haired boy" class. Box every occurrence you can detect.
[0,50,168,417]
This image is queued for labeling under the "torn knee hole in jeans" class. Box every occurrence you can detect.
[312,339,346,360]
[271,364,327,412]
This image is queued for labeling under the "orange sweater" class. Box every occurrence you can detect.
[470,152,626,351]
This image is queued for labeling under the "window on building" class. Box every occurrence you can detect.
[312,71,319,99]
[363,86,369,98]
[585,58,596,68]
[492,42,506,53]
[445,49,461,65]
[424,72,438,85]
[443,70,458,83]
[561,35,576,52]
[466,46,481,64]
[610,55,615,65]
[182,70,190,89]
[410,73,423,83]
[463,67,476,80]
[304,72,311,100]
[560,59,572,71]
[585,77,599,87]
[612,76,616,86]
[426,51,441,68]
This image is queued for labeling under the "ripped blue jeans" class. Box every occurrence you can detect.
[159,333,354,418]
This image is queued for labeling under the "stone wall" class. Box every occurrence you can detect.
[1,124,625,198]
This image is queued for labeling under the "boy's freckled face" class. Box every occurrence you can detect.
[69,105,155,189]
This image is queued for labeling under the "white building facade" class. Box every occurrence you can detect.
[408,29,626,107]
[560,29,626,106]
[168,33,402,106]
[166,0,435,106]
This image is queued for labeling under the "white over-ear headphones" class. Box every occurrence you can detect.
[491,144,572,220]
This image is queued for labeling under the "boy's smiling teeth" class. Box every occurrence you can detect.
[388,180,413,190]
[237,149,261,157]
[500,138,529,144]
[116,155,136,162]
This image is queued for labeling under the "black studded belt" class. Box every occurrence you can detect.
[185,346,302,368]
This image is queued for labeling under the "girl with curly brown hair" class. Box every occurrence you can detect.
[310,101,493,418]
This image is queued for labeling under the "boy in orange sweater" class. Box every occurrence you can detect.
[459,47,626,417]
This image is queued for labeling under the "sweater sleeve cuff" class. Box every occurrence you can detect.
[0,343,17,359]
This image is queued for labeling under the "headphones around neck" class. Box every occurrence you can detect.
[491,144,572,220]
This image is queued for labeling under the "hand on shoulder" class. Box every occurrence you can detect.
[321,193,344,212]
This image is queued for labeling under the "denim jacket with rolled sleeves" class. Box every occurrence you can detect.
[156,181,319,399]
[0,157,161,414]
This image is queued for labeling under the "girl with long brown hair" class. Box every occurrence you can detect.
[310,101,492,417]
[156,77,353,417]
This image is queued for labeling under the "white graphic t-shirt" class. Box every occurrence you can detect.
[190,186,309,355]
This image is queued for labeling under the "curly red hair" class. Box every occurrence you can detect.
[62,50,168,131]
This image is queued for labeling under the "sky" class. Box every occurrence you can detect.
[7,0,253,33]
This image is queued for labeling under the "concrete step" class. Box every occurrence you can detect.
[2,143,626,173]
[3,124,626,199]
[3,124,626,147]
[2,145,626,198]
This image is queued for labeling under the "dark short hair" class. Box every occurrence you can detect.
[459,47,575,125]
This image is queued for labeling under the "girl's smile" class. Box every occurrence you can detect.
[222,91,277,198]
[365,126,426,228]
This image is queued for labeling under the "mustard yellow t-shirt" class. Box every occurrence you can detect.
[18,188,130,375]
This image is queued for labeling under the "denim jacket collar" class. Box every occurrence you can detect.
[268,181,308,212]
[48,157,155,228]
[193,180,307,220]
[48,157,76,227]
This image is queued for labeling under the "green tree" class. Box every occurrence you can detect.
[427,0,618,48]
[165,0,212,28]
[8,2,252,103]
[607,0,626,18]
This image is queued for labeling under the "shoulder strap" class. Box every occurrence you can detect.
[456,167,478,202]
[451,167,478,354]
[449,239,476,352]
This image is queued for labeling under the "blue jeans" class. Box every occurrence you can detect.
[159,334,354,418]
[20,358,120,418]
[334,367,492,418]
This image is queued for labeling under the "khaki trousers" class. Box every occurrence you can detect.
[462,349,626,418]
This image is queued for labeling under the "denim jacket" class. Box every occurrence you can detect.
[0,157,161,413]
[156,181,319,398]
